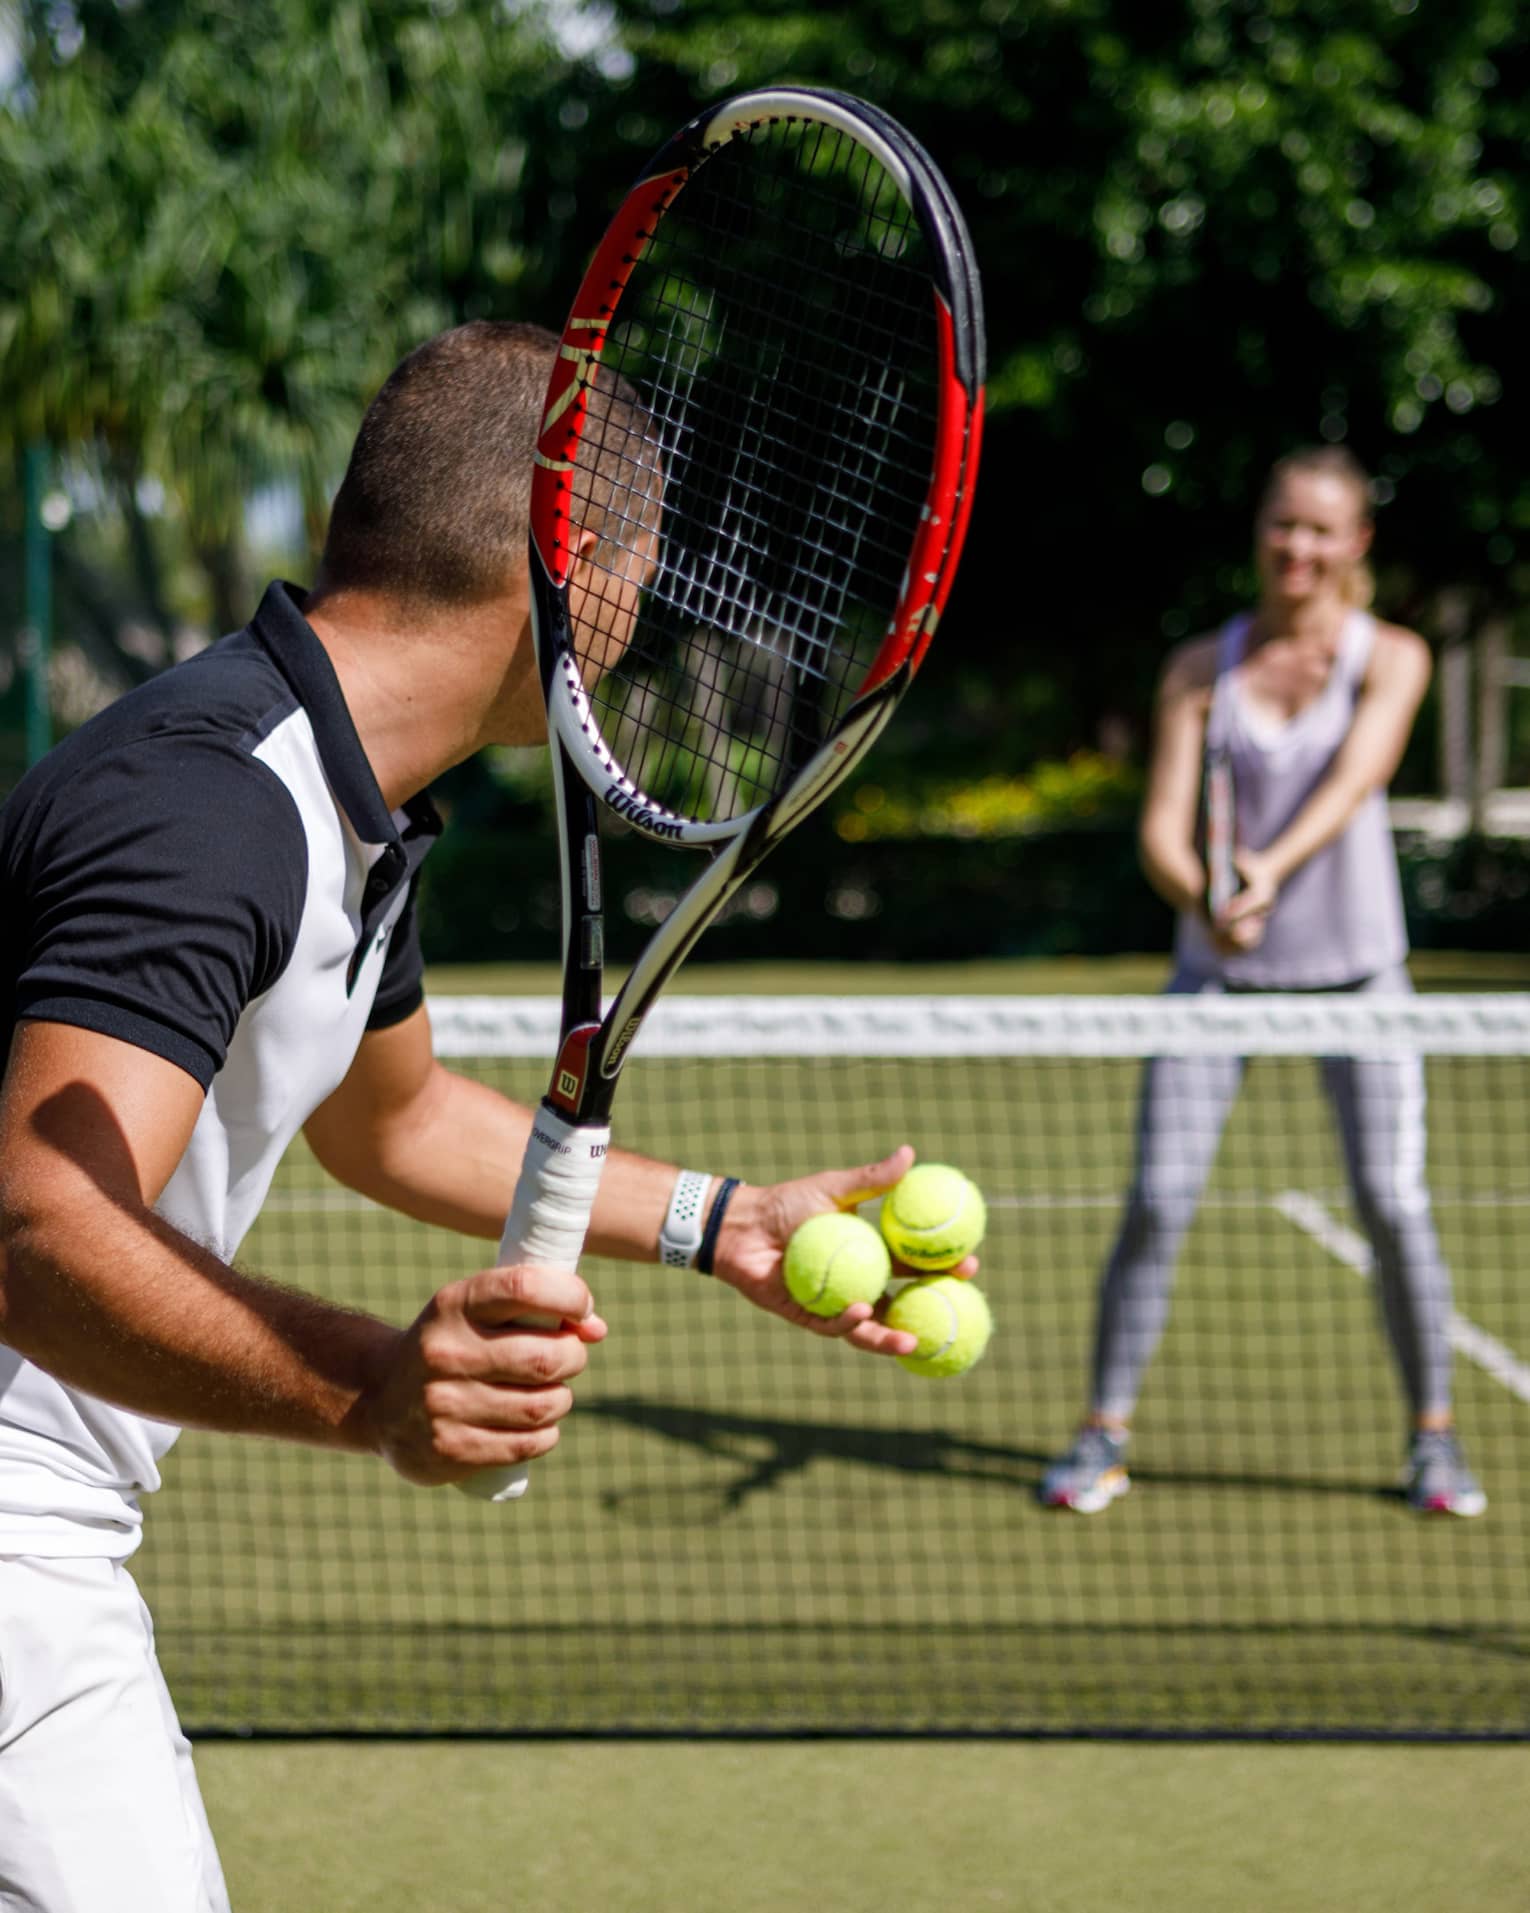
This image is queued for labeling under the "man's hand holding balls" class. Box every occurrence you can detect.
[781,1160,994,1376]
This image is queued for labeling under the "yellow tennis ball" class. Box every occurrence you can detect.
[783,1211,892,1316]
[884,1275,993,1378]
[879,1164,987,1271]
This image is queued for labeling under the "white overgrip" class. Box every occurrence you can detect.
[455,1108,612,1504]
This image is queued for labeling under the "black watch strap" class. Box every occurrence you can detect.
[696,1177,742,1277]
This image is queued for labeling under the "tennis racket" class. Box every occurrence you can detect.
[461,86,985,1500]
[1202,740,1239,918]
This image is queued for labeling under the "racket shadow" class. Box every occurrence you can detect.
[586,1396,1046,1523]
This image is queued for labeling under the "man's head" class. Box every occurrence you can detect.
[315,320,557,609]
[307,320,662,775]
[315,319,660,621]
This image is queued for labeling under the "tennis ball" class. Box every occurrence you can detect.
[879,1164,987,1272]
[783,1211,892,1316]
[884,1276,993,1378]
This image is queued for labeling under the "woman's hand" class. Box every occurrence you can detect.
[1211,846,1280,952]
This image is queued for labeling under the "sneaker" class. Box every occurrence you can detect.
[1040,1426,1130,1513]
[1405,1430,1487,1518]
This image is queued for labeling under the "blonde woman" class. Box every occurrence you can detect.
[1042,446,1485,1517]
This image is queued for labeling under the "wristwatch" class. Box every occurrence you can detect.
[658,1168,712,1268]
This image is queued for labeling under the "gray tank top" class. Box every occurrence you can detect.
[1174,609,1409,987]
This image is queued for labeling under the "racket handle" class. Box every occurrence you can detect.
[454,1108,612,1504]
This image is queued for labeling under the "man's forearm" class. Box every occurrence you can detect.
[0,1193,396,1449]
[330,1064,695,1264]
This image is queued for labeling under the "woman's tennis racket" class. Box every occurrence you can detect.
[1203,740,1239,917]
[461,86,985,1499]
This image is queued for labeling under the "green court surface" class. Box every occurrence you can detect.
[196,1737,1530,1913]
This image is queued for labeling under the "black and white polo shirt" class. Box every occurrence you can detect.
[0,581,442,1555]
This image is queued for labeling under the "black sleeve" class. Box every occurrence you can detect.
[366,879,426,1032]
[10,734,308,1088]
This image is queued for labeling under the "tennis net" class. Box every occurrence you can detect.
[135,992,1530,1738]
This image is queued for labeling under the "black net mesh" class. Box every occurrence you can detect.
[133,995,1530,1738]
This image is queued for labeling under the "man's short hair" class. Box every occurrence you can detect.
[317,320,660,610]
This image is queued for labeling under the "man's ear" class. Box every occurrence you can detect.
[565,524,601,587]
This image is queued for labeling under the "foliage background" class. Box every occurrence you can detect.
[3,0,1529,955]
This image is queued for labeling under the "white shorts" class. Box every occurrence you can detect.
[0,1555,229,1913]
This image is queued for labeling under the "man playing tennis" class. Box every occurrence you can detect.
[0,321,933,1911]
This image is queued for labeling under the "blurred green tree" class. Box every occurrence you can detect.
[3,0,1527,784]
[595,0,1529,772]
[0,0,583,672]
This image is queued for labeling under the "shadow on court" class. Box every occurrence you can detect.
[586,1397,1046,1518]
[584,1397,1401,1522]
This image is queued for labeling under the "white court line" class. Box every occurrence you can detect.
[1273,1189,1530,1407]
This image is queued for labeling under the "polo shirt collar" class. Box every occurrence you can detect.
[247,581,443,988]
[250,580,438,840]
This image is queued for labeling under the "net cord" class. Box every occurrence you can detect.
[428,994,1530,1061]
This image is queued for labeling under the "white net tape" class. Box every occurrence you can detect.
[428,992,1530,1061]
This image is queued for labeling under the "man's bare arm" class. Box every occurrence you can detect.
[305,1007,949,1360]
[304,1005,678,1259]
[0,1021,602,1483]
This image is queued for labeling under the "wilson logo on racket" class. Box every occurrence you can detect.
[604,784,685,838]
[546,1023,602,1116]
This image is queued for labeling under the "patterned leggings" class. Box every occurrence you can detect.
[1090,967,1454,1423]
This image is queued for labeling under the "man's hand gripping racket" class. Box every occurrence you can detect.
[461,87,985,1500]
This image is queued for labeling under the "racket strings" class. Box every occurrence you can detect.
[567,116,940,826]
